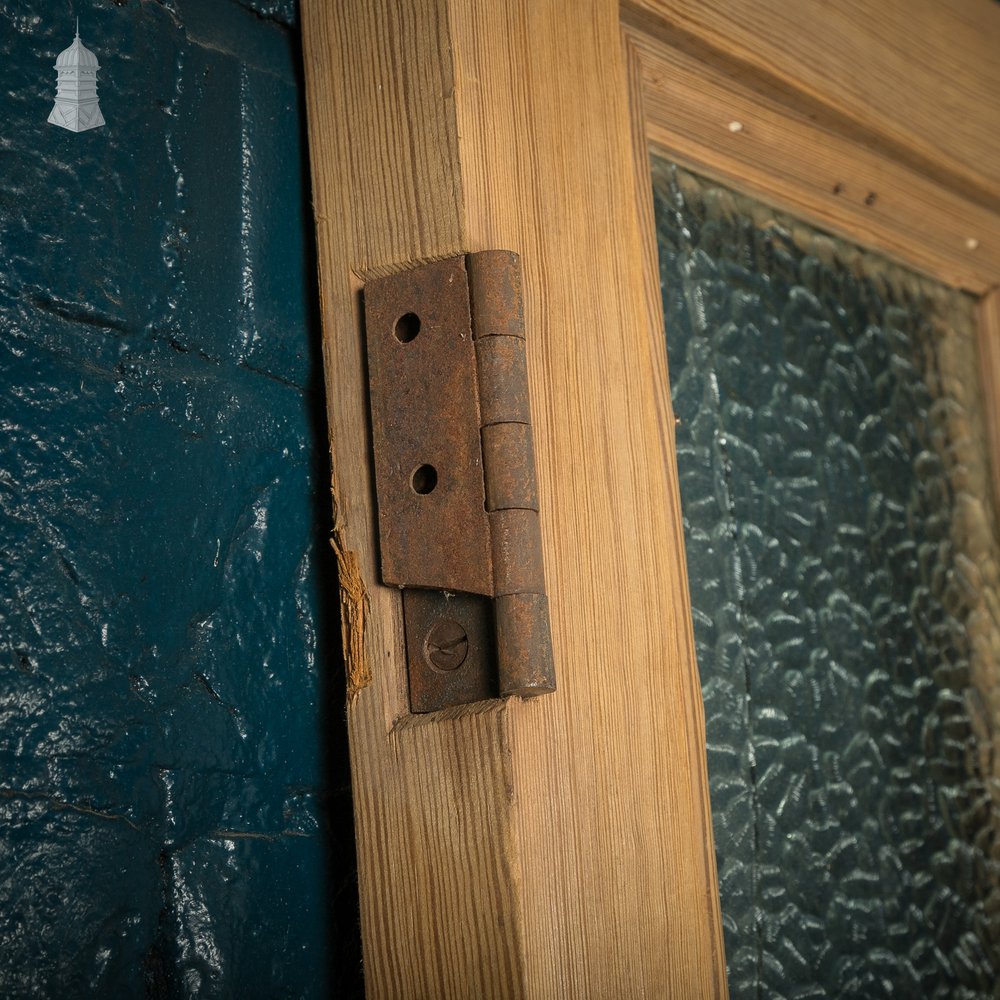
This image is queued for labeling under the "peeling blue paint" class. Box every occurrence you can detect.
[0,2,360,996]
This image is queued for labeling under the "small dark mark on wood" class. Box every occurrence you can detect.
[865,191,878,206]
[832,183,844,195]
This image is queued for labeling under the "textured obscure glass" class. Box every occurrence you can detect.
[653,161,1000,998]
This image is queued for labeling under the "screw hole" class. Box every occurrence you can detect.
[394,312,421,343]
[411,464,438,495]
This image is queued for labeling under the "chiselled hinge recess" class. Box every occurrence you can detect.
[363,251,556,713]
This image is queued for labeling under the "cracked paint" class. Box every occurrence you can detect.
[0,2,359,996]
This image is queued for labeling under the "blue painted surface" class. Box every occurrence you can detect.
[0,2,360,996]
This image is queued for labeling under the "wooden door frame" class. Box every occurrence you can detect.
[622,3,1000,538]
[299,2,1000,996]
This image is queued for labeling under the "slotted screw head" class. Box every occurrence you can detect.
[424,619,469,671]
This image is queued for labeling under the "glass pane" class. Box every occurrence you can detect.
[652,160,1000,999]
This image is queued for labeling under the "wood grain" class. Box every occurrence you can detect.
[301,4,526,997]
[625,26,1000,295]
[301,0,726,995]
[627,0,1000,209]
[451,0,726,994]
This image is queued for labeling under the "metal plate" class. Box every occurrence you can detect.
[403,590,497,713]
[366,252,555,710]
[364,257,493,595]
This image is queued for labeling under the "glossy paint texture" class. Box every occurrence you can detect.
[654,162,1000,998]
[0,2,359,996]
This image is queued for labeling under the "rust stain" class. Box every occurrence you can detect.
[331,533,371,700]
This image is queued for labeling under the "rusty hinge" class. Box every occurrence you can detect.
[363,251,555,713]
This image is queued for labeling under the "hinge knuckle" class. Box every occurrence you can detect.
[496,593,555,697]
[467,250,524,340]
[490,507,546,596]
[491,506,553,698]
[475,336,531,425]
[482,423,538,512]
